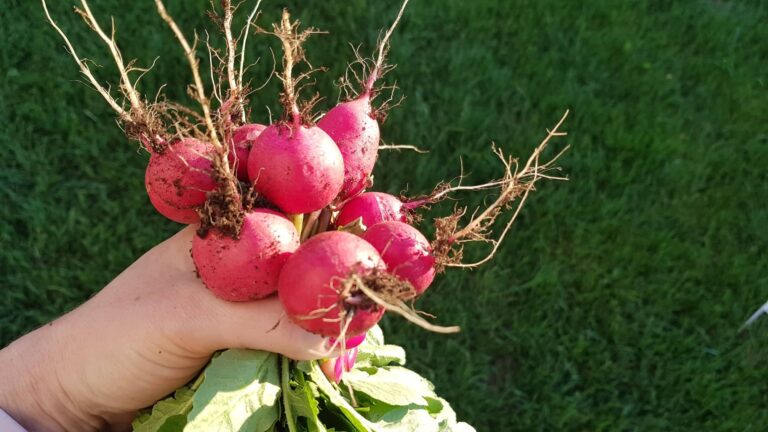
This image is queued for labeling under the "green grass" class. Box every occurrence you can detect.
[2,0,768,430]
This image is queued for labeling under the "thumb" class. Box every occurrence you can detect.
[166,225,338,361]
[205,295,337,361]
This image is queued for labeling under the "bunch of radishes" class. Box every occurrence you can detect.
[44,0,568,353]
[158,10,461,349]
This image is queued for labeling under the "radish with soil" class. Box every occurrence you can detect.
[145,138,217,224]
[247,13,344,214]
[278,231,389,338]
[317,0,410,201]
[192,209,299,301]
[229,123,267,181]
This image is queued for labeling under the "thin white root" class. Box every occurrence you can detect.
[436,110,570,269]
[222,0,238,98]
[41,0,126,116]
[77,0,143,113]
[154,0,222,151]
[238,0,262,85]
[363,0,410,93]
[354,277,460,334]
[238,0,263,120]
[379,143,429,153]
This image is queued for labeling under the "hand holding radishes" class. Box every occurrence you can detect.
[0,226,333,432]
[41,0,568,430]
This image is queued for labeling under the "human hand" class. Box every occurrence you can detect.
[0,225,332,431]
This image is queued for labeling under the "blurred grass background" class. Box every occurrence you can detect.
[2,0,768,430]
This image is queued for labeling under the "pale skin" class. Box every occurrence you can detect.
[0,226,334,431]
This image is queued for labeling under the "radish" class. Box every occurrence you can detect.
[363,221,435,295]
[247,10,344,214]
[192,209,300,301]
[318,95,379,200]
[144,138,216,224]
[318,0,410,201]
[335,192,409,228]
[248,123,344,214]
[229,123,266,181]
[278,231,386,338]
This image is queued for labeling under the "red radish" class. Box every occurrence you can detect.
[247,123,344,214]
[229,123,267,181]
[192,209,300,301]
[363,221,435,295]
[278,231,385,337]
[318,95,379,200]
[145,138,216,224]
[336,192,408,228]
[246,10,344,214]
[318,0,410,201]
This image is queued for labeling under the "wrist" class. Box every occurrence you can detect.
[0,326,101,431]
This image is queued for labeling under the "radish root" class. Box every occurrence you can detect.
[431,110,571,270]
[256,10,325,125]
[43,0,171,152]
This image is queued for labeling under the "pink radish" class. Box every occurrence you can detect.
[145,138,216,224]
[278,231,385,337]
[247,123,344,214]
[318,0,410,201]
[318,95,379,200]
[247,11,345,214]
[363,221,435,295]
[229,123,267,181]
[192,209,300,301]
[336,192,409,228]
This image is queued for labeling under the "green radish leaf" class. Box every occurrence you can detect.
[132,386,195,432]
[365,325,386,346]
[308,360,381,432]
[353,326,405,368]
[296,360,314,374]
[342,366,436,407]
[185,349,281,432]
[369,405,442,432]
[283,365,327,432]
[363,399,475,432]
[155,415,187,432]
[356,344,406,368]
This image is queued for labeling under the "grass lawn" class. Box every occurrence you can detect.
[2,0,768,430]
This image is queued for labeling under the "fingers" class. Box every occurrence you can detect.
[164,225,339,361]
[199,295,338,361]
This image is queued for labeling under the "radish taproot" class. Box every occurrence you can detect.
[363,221,436,294]
[278,231,386,337]
[229,123,266,181]
[145,138,216,224]
[192,209,299,301]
